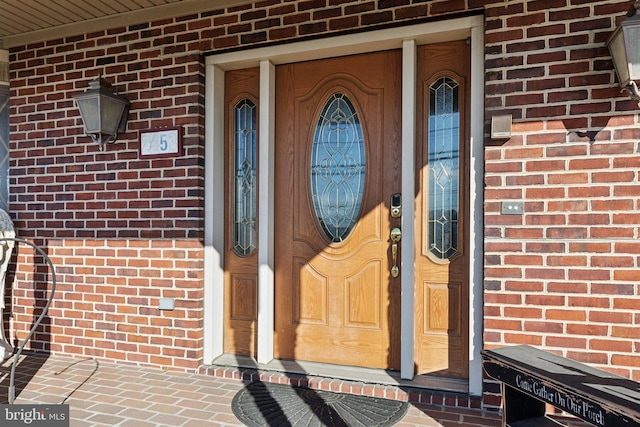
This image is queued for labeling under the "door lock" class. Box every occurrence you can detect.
[390,227,402,243]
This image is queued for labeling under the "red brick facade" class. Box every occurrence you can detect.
[483,0,639,380]
[5,0,639,407]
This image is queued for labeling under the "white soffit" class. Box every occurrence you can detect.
[0,0,252,48]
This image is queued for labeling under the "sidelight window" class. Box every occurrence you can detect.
[233,99,257,256]
[428,77,460,260]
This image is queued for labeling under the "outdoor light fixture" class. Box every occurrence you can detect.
[607,1,640,106]
[73,76,130,150]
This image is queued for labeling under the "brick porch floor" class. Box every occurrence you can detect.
[0,353,502,426]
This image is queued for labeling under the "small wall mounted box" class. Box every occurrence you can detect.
[491,114,512,140]
[158,298,175,310]
[501,201,524,215]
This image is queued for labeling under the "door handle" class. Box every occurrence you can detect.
[390,227,401,277]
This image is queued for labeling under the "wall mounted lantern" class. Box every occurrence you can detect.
[607,1,640,105]
[73,76,130,150]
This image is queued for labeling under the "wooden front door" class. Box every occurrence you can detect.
[415,40,470,378]
[274,51,402,369]
[222,41,471,378]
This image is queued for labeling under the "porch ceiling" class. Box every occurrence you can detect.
[0,0,252,49]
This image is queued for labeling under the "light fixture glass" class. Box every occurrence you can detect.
[607,2,640,105]
[73,76,130,150]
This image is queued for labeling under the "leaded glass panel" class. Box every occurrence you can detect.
[233,99,257,256]
[428,77,460,259]
[311,93,365,243]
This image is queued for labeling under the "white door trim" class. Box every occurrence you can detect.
[204,15,485,396]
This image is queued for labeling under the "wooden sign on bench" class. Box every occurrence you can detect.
[482,345,640,427]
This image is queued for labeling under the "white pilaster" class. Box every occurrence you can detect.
[203,64,225,363]
[468,20,486,397]
[401,39,417,380]
[257,60,275,364]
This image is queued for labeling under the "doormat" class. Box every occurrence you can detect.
[232,381,409,427]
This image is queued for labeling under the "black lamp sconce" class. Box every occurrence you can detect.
[607,1,640,106]
[73,76,130,151]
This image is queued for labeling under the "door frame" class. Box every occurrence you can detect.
[204,15,485,396]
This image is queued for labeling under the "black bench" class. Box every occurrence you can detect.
[482,345,640,427]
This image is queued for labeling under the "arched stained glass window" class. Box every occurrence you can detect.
[311,93,365,243]
[428,77,460,260]
[233,99,257,256]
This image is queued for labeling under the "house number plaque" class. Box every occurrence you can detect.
[139,127,182,158]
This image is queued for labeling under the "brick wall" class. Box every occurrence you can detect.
[5,0,638,404]
[8,15,208,369]
[6,0,490,372]
[483,0,640,406]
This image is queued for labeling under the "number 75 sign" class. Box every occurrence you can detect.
[139,127,182,158]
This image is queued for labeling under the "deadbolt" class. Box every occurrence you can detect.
[390,193,402,218]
